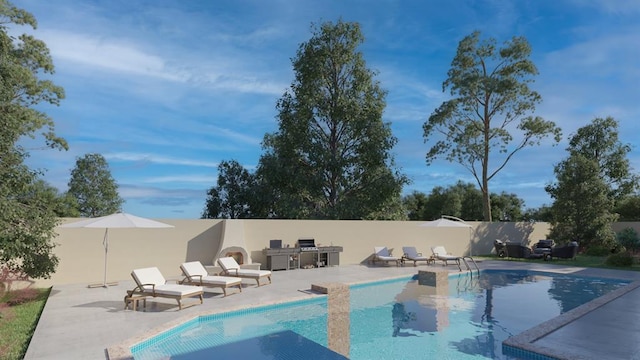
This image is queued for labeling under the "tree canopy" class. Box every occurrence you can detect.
[258,20,407,219]
[0,0,66,279]
[403,181,525,221]
[546,117,636,248]
[67,153,123,217]
[202,160,259,219]
[423,31,561,221]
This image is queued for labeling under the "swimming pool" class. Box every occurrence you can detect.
[131,270,630,359]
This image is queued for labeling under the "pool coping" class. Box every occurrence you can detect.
[502,279,640,360]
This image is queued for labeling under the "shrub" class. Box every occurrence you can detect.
[605,252,634,267]
[616,227,640,254]
[5,288,40,306]
[585,246,611,256]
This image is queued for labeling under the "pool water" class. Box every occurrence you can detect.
[132,270,629,360]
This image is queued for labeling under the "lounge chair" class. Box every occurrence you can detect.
[128,267,204,310]
[430,246,462,268]
[179,261,243,297]
[217,257,272,286]
[372,247,400,266]
[401,246,434,266]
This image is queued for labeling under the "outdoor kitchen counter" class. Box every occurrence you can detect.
[263,246,343,271]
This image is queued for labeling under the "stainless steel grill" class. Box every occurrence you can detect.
[297,238,318,251]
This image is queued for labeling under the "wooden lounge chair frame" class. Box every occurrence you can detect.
[217,257,272,286]
[431,246,463,270]
[401,246,435,266]
[179,261,242,297]
[127,267,204,310]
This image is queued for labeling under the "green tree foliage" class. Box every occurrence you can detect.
[547,155,617,247]
[423,31,562,221]
[31,180,80,217]
[616,227,640,254]
[403,191,429,220]
[566,117,638,201]
[402,181,525,221]
[522,204,553,222]
[67,153,123,217]
[546,117,637,248]
[615,195,640,221]
[202,160,259,219]
[258,20,408,219]
[0,1,66,279]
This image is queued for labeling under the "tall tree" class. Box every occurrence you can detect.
[258,20,408,219]
[0,0,66,279]
[565,117,638,201]
[423,31,561,221]
[202,160,258,219]
[615,195,640,221]
[546,154,617,248]
[546,117,636,247]
[67,153,123,217]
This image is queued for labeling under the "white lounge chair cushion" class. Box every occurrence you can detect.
[218,257,271,278]
[132,267,203,295]
[233,269,271,278]
[431,246,460,260]
[198,275,242,286]
[374,247,398,260]
[154,284,204,296]
[181,261,242,286]
[402,246,430,260]
[181,261,209,277]
[132,267,167,287]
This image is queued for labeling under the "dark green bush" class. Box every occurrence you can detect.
[616,227,640,254]
[585,246,611,256]
[605,252,634,267]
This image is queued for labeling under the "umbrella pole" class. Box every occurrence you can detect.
[88,228,118,288]
[103,228,108,287]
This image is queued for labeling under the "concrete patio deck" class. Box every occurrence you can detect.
[23,261,640,360]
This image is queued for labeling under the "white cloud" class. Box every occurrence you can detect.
[104,152,218,168]
[142,175,215,184]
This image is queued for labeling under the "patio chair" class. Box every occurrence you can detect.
[505,242,544,259]
[430,246,462,268]
[128,267,204,310]
[179,261,243,297]
[372,247,400,266]
[551,242,579,260]
[401,246,434,266]
[217,257,272,286]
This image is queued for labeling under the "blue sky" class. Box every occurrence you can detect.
[13,0,640,219]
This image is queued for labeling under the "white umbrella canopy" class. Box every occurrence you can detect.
[59,212,174,288]
[419,218,472,228]
[419,216,474,255]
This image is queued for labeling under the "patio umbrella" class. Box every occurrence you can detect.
[419,218,473,228]
[59,212,174,288]
[419,216,474,255]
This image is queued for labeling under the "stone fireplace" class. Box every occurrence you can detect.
[218,246,248,265]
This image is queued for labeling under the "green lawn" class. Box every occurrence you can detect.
[0,288,50,360]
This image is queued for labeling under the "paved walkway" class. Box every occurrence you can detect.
[23,261,640,360]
